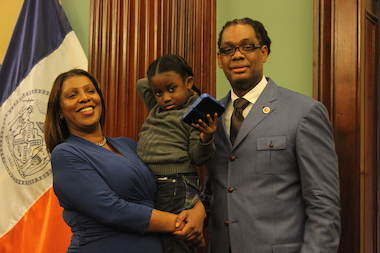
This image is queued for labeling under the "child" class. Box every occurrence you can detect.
[137,54,218,252]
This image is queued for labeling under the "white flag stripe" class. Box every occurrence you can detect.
[0,31,87,236]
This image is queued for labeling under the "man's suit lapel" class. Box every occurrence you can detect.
[232,79,278,148]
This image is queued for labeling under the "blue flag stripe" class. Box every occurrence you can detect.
[0,0,73,106]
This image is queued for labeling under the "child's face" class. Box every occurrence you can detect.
[150,71,194,111]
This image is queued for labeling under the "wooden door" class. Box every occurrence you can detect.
[314,0,379,252]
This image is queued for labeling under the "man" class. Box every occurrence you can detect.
[203,18,340,253]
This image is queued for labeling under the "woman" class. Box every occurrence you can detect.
[44,69,205,253]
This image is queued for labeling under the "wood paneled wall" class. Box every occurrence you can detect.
[314,0,379,252]
[88,0,216,140]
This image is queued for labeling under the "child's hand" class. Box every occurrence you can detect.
[193,113,219,143]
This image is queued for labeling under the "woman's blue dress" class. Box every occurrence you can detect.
[51,135,162,253]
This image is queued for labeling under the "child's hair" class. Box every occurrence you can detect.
[147,54,201,95]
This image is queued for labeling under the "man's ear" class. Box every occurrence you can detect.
[217,54,223,68]
[261,45,269,63]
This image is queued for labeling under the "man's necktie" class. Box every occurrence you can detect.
[230,98,250,145]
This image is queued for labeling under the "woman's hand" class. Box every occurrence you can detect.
[172,200,206,247]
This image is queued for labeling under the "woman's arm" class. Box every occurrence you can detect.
[147,209,185,233]
[148,200,206,247]
[52,144,183,235]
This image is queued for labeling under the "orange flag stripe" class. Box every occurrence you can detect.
[0,187,71,253]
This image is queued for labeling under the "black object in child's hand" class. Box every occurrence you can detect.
[182,93,225,127]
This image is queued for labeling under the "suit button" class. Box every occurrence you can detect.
[224,221,229,226]
[228,187,234,192]
[230,156,236,161]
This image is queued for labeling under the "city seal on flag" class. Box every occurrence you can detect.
[0,89,51,185]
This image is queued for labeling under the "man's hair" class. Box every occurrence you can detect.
[218,18,271,55]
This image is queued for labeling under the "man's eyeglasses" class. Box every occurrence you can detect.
[219,44,262,56]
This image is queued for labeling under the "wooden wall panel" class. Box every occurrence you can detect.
[362,10,378,253]
[88,0,216,140]
[334,1,361,252]
[314,0,380,252]
[315,1,361,250]
[313,0,334,115]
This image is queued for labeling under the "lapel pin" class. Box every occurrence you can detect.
[262,106,271,114]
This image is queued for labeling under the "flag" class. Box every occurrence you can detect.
[0,0,87,252]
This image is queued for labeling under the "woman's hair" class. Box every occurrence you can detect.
[44,69,106,153]
[147,54,201,95]
[218,17,272,55]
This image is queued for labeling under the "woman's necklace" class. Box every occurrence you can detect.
[96,136,107,146]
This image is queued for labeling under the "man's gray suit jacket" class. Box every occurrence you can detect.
[204,77,340,253]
